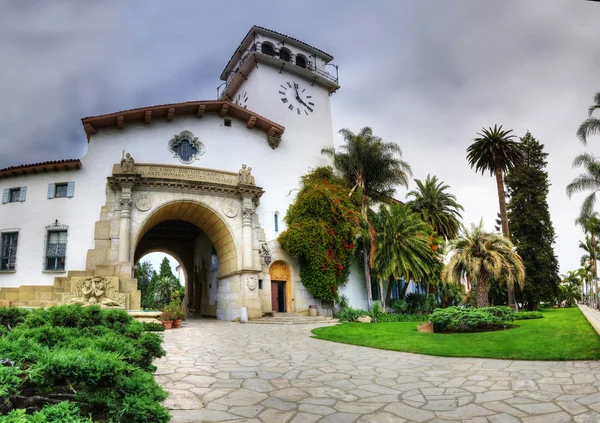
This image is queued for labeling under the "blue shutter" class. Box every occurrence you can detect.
[66,182,75,198]
[1,189,8,204]
[47,183,55,199]
[19,186,26,202]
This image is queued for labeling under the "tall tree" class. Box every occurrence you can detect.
[466,124,524,309]
[159,256,175,279]
[372,203,441,310]
[443,221,525,308]
[135,260,154,303]
[577,91,600,145]
[406,174,464,240]
[322,127,412,309]
[504,132,560,310]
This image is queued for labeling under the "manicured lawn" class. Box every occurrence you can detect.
[312,307,600,360]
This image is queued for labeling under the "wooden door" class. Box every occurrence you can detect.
[271,281,279,312]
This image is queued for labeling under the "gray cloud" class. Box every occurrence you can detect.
[0,0,598,273]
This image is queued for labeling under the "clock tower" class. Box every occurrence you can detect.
[218,26,340,239]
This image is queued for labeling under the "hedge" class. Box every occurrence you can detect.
[0,305,169,422]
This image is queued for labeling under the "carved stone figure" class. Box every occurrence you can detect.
[63,276,125,308]
[120,151,136,173]
[222,199,238,218]
[238,164,254,185]
[134,193,152,212]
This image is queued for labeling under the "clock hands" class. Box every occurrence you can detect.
[293,82,309,108]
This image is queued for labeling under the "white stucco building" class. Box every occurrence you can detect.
[0,26,376,319]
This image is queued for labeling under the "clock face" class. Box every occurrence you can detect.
[279,81,315,115]
[235,91,248,108]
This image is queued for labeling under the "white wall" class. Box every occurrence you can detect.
[0,47,339,313]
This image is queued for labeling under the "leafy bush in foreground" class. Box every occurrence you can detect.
[0,305,169,422]
[514,311,544,320]
[431,306,515,332]
[334,306,425,323]
[0,402,93,422]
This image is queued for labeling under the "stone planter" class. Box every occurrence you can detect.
[308,305,318,316]
[162,320,173,330]
[173,319,183,328]
[417,321,434,333]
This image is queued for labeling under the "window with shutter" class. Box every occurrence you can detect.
[19,187,26,202]
[1,189,8,204]
[47,183,56,199]
[54,183,68,198]
[9,188,20,203]
[66,182,75,198]
[0,232,18,271]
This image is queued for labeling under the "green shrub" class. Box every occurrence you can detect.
[430,306,515,332]
[0,305,169,422]
[334,307,425,323]
[0,366,23,397]
[486,306,515,321]
[142,322,165,332]
[515,311,544,320]
[404,293,438,314]
[0,402,93,422]
[0,307,30,330]
[334,307,365,322]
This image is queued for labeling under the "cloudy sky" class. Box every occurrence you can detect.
[1,0,599,273]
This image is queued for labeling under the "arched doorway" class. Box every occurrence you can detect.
[133,201,240,317]
[269,261,291,313]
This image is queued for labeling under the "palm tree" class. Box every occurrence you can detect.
[559,271,582,307]
[322,127,412,309]
[577,91,600,145]
[466,125,524,309]
[578,223,600,308]
[373,203,441,310]
[443,221,525,308]
[567,153,600,217]
[154,275,178,306]
[406,174,464,240]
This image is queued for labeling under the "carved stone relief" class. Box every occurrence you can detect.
[222,199,238,218]
[60,276,126,308]
[134,193,152,212]
[246,275,258,291]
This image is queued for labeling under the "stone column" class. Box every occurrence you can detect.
[241,196,255,270]
[118,188,133,263]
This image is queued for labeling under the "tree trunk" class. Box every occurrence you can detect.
[593,235,599,309]
[476,279,490,308]
[362,244,373,310]
[494,166,517,311]
[385,275,394,311]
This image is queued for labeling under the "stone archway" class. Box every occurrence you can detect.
[134,201,239,277]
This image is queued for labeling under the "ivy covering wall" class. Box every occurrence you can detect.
[278,167,360,301]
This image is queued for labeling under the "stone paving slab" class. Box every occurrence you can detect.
[154,319,600,422]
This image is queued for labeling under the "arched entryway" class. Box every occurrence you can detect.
[269,260,292,312]
[133,200,240,317]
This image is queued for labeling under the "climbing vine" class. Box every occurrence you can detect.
[278,167,360,301]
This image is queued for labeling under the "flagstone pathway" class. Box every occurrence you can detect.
[154,319,600,423]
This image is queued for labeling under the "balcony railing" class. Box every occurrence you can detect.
[225,42,339,89]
